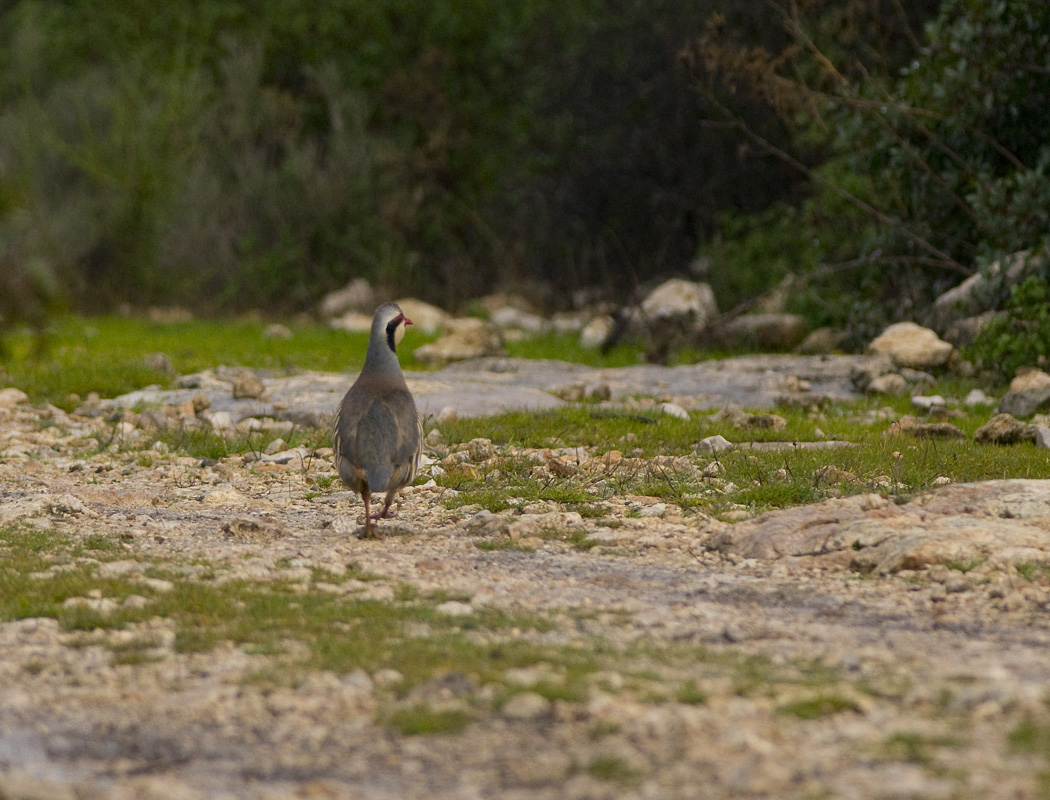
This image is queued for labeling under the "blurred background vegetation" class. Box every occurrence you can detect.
[1,0,1047,343]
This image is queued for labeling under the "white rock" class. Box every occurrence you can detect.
[641,278,718,322]
[550,311,589,333]
[203,487,249,505]
[579,316,614,349]
[868,373,909,395]
[413,318,504,367]
[0,387,30,408]
[639,503,668,518]
[62,596,118,615]
[696,435,734,454]
[207,411,235,431]
[435,600,474,617]
[262,323,292,340]
[911,395,946,411]
[490,306,550,335]
[1009,369,1050,392]
[319,277,374,319]
[396,298,451,336]
[373,668,404,688]
[585,528,632,545]
[965,389,994,408]
[328,311,374,333]
[98,560,143,578]
[138,575,173,596]
[260,446,309,465]
[869,322,954,369]
[1032,426,1050,449]
[659,402,690,420]
[502,691,552,720]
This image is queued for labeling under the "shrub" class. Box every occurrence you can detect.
[967,272,1050,384]
[687,0,1050,333]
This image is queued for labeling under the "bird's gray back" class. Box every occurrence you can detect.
[336,382,419,493]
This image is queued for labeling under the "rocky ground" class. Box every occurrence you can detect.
[3,357,1050,800]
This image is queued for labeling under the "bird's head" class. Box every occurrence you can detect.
[376,302,413,353]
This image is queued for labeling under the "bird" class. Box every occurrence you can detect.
[333,302,422,538]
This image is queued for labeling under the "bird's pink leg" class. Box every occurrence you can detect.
[361,489,380,538]
[371,496,397,520]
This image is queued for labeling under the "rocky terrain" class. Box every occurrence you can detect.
[3,355,1050,800]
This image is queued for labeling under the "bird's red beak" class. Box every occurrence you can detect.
[402,315,413,326]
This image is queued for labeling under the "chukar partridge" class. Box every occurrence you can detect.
[334,302,422,537]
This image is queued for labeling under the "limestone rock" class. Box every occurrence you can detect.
[319,277,374,319]
[501,691,552,720]
[1032,426,1050,449]
[549,310,590,333]
[0,494,92,527]
[943,311,998,347]
[999,370,1050,418]
[928,250,1043,334]
[974,413,1035,445]
[231,371,265,399]
[395,298,451,335]
[868,374,909,396]
[328,311,374,333]
[795,327,848,354]
[965,389,995,408]
[710,479,1050,573]
[144,352,175,375]
[263,323,292,341]
[697,435,734,454]
[1010,369,1050,393]
[478,292,536,315]
[850,354,896,392]
[868,322,954,369]
[0,387,30,408]
[579,315,615,349]
[489,306,550,335]
[886,416,966,439]
[640,278,718,324]
[413,318,505,367]
[719,313,809,351]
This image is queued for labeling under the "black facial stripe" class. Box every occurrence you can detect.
[386,318,400,352]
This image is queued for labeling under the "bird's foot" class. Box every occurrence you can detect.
[369,506,398,520]
[358,521,383,539]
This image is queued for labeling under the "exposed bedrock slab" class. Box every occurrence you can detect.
[102,353,874,422]
[709,479,1050,573]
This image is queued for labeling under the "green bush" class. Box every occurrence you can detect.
[967,274,1050,384]
[689,0,1050,333]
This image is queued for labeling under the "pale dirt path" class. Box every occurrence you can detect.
[1,357,1048,800]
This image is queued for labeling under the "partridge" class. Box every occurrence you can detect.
[333,302,422,537]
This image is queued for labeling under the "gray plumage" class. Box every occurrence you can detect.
[333,302,422,537]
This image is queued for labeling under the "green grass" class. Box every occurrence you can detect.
[675,680,708,705]
[504,331,725,368]
[777,694,863,720]
[0,524,596,694]
[1016,562,1050,583]
[1009,717,1050,799]
[153,421,331,461]
[6,315,1050,521]
[475,539,535,553]
[0,314,440,409]
[385,705,472,736]
[432,403,1050,518]
[880,731,964,765]
[0,316,726,410]
[586,755,645,786]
